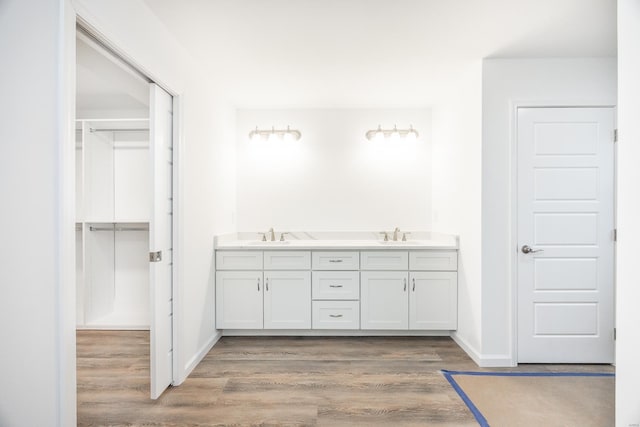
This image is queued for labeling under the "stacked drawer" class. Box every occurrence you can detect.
[311,251,360,329]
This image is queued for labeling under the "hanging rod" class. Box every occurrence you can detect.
[89,128,149,133]
[89,225,149,232]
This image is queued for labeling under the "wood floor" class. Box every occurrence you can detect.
[76,331,613,426]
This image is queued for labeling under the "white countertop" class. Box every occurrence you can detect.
[214,231,458,250]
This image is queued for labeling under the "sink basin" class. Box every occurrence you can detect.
[245,240,291,245]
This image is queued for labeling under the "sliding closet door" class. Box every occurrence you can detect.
[149,83,174,399]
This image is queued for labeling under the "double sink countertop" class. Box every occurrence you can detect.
[214,231,459,250]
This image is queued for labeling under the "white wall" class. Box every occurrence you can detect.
[482,58,617,363]
[74,0,237,384]
[0,0,76,425]
[236,109,432,232]
[0,1,236,423]
[616,1,640,425]
[432,63,483,361]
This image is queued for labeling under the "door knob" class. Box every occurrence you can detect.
[521,245,543,254]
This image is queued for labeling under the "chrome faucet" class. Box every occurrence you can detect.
[393,227,401,241]
[268,227,276,241]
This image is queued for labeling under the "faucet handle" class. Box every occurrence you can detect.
[379,231,389,242]
[279,232,289,242]
[258,232,267,242]
[402,232,411,242]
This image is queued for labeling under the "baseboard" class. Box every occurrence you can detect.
[222,329,451,337]
[175,330,222,385]
[450,332,516,367]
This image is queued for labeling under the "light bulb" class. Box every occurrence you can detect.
[283,132,294,143]
[268,132,279,143]
[250,126,262,142]
[283,125,294,143]
[391,125,400,142]
[406,125,418,142]
[374,125,384,142]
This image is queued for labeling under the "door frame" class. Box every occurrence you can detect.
[69,16,182,385]
[509,100,617,365]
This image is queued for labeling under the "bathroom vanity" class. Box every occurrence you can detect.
[214,232,458,335]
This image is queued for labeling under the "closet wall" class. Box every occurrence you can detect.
[76,120,150,328]
[76,34,152,329]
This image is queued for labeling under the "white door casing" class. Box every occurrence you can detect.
[517,107,615,363]
[149,83,174,398]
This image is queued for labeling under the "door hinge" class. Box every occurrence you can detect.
[149,251,162,262]
[614,129,618,142]
[614,229,617,242]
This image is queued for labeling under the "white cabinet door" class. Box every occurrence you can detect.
[216,271,263,329]
[409,272,457,330]
[361,271,408,330]
[264,271,311,329]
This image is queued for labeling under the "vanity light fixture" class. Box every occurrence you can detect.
[365,124,419,141]
[249,125,302,142]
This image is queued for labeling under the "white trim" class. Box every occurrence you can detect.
[59,2,78,425]
[171,95,182,386]
[222,330,452,337]
[176,331,222,385]
[451,332,516,367]
[76,325,149,331]
[509,100,617,365]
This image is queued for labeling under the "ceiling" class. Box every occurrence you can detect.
[144,0,616,108]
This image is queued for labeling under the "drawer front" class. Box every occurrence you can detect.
[312,301,360,329]
[312,251,359,270]
[410,251,458,271]
[360,251,409,270]
[264,251,311,270]
[216,251,263,270]
[312,271,360,300]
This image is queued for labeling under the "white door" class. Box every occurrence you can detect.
[409,272,457,330]
[264,271,311,329]
[216,271,263,329]
[517,107,615,363]
[361,271,409,330]
[149,83,174,398]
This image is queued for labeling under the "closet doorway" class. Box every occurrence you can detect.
[76,28,175,399]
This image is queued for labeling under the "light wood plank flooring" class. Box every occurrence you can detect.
[76,331,613,426]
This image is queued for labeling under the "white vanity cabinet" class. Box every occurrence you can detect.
[216,251,312,330]
[214,245,458,333]
[360,251,458,331]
